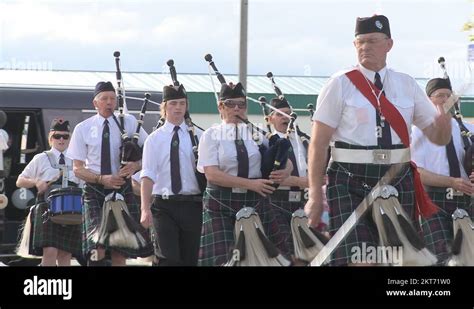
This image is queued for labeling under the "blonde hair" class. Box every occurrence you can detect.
[160,101,168,118]
[160,99,188,119]
[47,131,54,147]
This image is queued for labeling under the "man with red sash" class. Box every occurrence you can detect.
[305,15,452,266]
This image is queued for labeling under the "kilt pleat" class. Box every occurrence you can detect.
[198,187,287,266]
[82,183,154,259]
[421,189,472,265]
[327,161,415,266]
[267,197,305,259]
[31,201,83,258]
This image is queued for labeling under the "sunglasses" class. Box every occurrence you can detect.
[224,100,247,109]
[430,93,452,99]
[52,134,70,140]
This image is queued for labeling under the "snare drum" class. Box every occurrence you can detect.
[47,187,83,225]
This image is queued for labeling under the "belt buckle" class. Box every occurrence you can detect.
[288,191,301,202]
[232,187,247,194]
[373,149,391,164]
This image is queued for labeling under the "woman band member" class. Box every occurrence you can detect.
[16,118,83,266]
[197,82,290,266]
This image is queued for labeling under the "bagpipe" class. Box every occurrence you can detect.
[94,51,150,250]
[204,54,292,181]
[265,72,330,263]
[438,56,474,266]
[166,59,207,192]
[266,72,311,152]
[438,57,474,174]
[113,51,147,164]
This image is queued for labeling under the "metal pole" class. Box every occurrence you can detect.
[239,0,248,90]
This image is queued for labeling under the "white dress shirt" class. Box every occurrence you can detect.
[313,65,437,146]
[141,121,203,196]
[19,147,81,185]
[197,122,267,178]
[411,119,474,180]
[68,113,148,175]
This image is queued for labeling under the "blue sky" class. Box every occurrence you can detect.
[0,0,472,83]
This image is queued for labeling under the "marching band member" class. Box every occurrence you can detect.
[68,81,153,266]
[16,119,82,266]
[266,97,309,261]
[411,78,474,264]
[197,82,290,266]
[140,84,203,266]
[305,15,451,266]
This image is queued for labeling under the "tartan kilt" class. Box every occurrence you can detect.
[421,188,472,265]
[82,182,154,259]
[198,186,287,266]
[31,200,83,257]
[327,161,415,266]
[267,194,306,259]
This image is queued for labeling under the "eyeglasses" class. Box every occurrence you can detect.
[354,37,389,47]
[430,93,452,99]
[223,99,247,109]
[52,134,70,140]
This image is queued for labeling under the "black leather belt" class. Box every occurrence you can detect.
[425,186,464,196]
[153,194,203,202]
[272,190,306,202]
[206,183,249,194]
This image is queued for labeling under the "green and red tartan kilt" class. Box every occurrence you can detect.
[31,200,83,258]
[268,192,306,259]
[421,188,472,265]
[198,186,288,266]
[327,161,416,266]
[82,182,154,259]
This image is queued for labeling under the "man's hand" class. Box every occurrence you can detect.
[425,104,452,145]
[119,161,140,178]
[101,175,126,189]
[249,179,276,197]
[140,207,153,229]
[36,180,49,194]
[452,177,474,196]
[304,198,324,228]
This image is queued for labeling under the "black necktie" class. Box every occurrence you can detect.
[235,125,249,178]
[446,138,461,178]
[59,153,65,165]
[170,126,182,194]
[375,72,392,148]
[101,119,112,175]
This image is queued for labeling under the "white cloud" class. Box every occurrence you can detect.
[0,2,140,44]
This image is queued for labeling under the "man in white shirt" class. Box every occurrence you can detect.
[411,77,474,264]
[140,84,203,266]
[68,81,153,266]
[305,15,451,265]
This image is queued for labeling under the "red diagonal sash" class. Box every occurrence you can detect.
[345,69,438,218]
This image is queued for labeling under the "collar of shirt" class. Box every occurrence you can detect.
[50,147,62,161]
[220,121,248,137]
[97,113,114,125]
[359,64,387,84]
[163,120,187,134]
